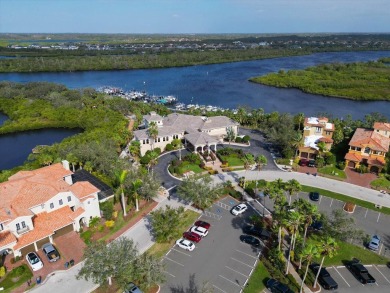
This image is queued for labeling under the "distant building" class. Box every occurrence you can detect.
[133,112,239,156]
[344,122,390,173]
[298,117,334,159]
[0,161,100,257]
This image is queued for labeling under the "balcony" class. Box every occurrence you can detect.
[16,225,30,235]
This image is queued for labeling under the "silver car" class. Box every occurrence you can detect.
[368,235,381,250]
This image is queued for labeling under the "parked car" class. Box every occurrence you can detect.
[310,220,323,231]
[368,235,381,251]
[309,263,338,290]
[243,225,271,240]
[194,220,211,229]
[124,282,143,293]
[176,238,195,251]
[183,231,202,243]
[346,258,376,284]
[309,192,320,201]
[299,159,309,166]
[190,226,208,237]
[231,203,248,215]
[42,243,60,262]
[26,252,44,271]
[308,159,316,167]
[240,235,260,247]
[266,278,294,293]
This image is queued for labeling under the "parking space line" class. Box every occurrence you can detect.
[171,248,192,257]
[231,257,254,268]
[235,249,258,260]
[213,284,228,293]
[332,266,350,287]
[319,195,322,205]
[164,257,184,267]
[365,208,369,218]
[164,270,176,278]
[226,266,249,278]
[219,274,241,287]
[377,212,381,223]
[373,265,390,284]
[330,198,333,207]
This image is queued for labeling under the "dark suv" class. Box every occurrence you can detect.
[308,159,316,167]
[243,225,270,241]
[266,279,294,293]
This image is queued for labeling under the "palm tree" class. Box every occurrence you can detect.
[116,170,128,217]
[285,211,303,274]
[296,113,305,131]
[147,151,159,174]
[314,238,338,288]
[293,199,319,243]
[226,126,236,144]
[66,153,78,172]
[300,243,320,293]
[236,107,247,125]
[131,178,143,212]
[285,179,302,205]
[291,131,303,158]
[242,155,254,189]
[147,121,158,150]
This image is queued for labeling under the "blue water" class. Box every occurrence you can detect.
[0,128,81,170]
[0,51,389,119]
[0,112,8,125]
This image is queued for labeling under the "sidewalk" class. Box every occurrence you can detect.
[29,189,201,293]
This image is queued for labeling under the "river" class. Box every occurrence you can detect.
[0,128,81,171]
[0,51,389,119]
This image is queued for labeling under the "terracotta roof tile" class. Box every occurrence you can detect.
[349,128,390,152]
[0,231,17,249]
[69,182,99,199]
[374,122,390,132]
[344,152,362,162]
[319,137,334,143]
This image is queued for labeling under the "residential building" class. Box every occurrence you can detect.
[344,122,390,173]
[0,161,100,257]
[133,112,239,156]
[298,117,334,159]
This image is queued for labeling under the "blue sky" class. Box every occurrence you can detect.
[0,0,389,34]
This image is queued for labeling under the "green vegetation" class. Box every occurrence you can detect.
[250,59,390,101]
[168,153,205,176]
[148,210,200,258]
[217,148,247,167]
[318,240,389,266]
[301,185,390,215]
[317,165,346,179]
[0,48,306,73]
[243,261,270,293]
[371,177,390,190]
[0,264,33,293]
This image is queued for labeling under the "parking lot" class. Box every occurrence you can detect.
[161,197,263,293]
[324,264,390,293]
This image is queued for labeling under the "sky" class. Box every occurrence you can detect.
[0,0,389,34]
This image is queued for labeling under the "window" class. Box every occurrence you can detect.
[146,139,149,144]
[67,196,72,202]
[16,221,26,231]
[0,223,3,231]
[325,131,331,135]
[163,137,166,141]
[16,223,20,230]
[364,147,370,154]
[315,127,321,133]
[356,147,361,151]
[59,199,63,205]
[50,203,54,209]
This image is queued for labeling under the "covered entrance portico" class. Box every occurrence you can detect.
[184,132,219,154]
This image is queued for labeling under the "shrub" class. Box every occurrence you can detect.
[235,137,242,143]
[140,155,151,165]
[242,135,250,143]
[168,165,175,174]
[14,256,20,262]
[100,200,114,220]
[98,225,105,232]
[276,158,291,165]
[337,161,346,170]
[89,216,101,231]
[199,162,206,169]
[315,157,325,168]
[80,230,93,244]
[105,220,115,228]
[357,164,368,173]
[229,190,242,199]
[154,147,161,155]
[208,170,218,175]
[183,153,200,164]
[286,273,301,291]
[0,266,5,278]
[165,143,174,151]
[324,152,336,165]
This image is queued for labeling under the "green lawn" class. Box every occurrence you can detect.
[243,261,270,293]
[317,241,390,266]
[147,210,200,259]
[219,155,245,167]
[179,162,204,174]
[318,165,346,179]
[0,264,33,293]
[301,185,390,215]
[371,177,390,190]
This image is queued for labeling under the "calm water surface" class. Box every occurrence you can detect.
[1,51,389,119]
[0,128,80,170]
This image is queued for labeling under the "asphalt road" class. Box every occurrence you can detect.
[161,197,263,293]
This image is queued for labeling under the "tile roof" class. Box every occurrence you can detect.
[14,206,78,250]
[319,137,334,143]
[304,117,334,131]
[344,152,385,166]
[349,128,390,152]
[374,122,390,132]
[0,231,17,250]
[69,182,99,199]
[184,132,219,146]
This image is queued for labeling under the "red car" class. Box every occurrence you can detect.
[194,220,211,230]
[183,231,202,243]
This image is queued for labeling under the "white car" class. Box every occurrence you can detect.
[190,226,209,237]
[231,203,248,215]
[176,238,195,251]
[26,252,44,271]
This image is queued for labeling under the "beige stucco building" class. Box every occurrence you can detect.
[133,112,239,156]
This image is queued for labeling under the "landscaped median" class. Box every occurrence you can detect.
[243,261,270,293]
[301,185,390,215]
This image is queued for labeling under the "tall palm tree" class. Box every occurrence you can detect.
[66,153,78,172]
[147,121,158,150]
[285,179,302,205]
[285,211,303,274]
[147,151,159,174]
[242,155,254,189]
[296,113,305,131]
[300,243,320,293]
[291,131,304,158]
[116,170,128,217]
[314,238,338,288]
[294,199,319,243]
[131,178,143,212]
